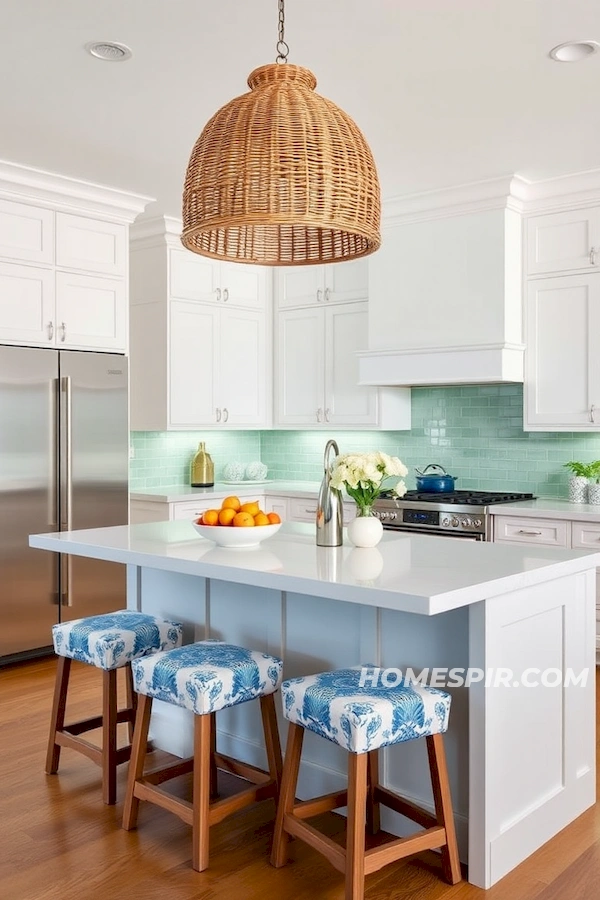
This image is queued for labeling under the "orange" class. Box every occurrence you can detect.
[239,501,260,516]
[253,512,270,527]
[218,508,236,526]
[221,495,241,512]
[232,511,255,527]
[267,512,281,525]
[201,509,219,526]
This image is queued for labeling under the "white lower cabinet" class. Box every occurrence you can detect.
[276,302,408,429]
[525,274,600,430]
[494,513,600,653]
[0,261,54,345]
[168,300,267,428]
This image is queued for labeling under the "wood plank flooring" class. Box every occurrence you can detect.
[1,658,598,900]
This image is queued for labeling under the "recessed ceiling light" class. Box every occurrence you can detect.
[85,41,133,62]
[549,40,599,62]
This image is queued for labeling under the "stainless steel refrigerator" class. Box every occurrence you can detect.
[0,346,128,664]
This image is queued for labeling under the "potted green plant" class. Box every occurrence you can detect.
[563,461,591,503]
[587,460,600,504]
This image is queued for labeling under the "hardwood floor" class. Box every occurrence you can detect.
[1,658,598,900]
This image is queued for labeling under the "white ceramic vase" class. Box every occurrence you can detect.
[347,508,383,548]
[568,476,589,503]
[588,482,600,505]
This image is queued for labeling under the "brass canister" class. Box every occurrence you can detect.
[190,442,214,487]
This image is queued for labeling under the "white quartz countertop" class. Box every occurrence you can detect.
[488,498,600,521]
[29,521,600,616]
[130,481,322,503]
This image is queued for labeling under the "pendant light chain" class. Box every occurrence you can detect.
[276,0,289,62]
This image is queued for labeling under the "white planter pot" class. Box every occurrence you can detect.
[568,476,588,503]
[588,482,600,505]
[347,514,383,548]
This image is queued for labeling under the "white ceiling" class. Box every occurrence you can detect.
[2,0,599,215]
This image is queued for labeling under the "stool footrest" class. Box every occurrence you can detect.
[293,789,349,820]
[209,780,276,826]
[63,707,134,737]
[214,752,271,786]
[284,814,346,874]
[134,780,194,825]
[364,826,447,875]
[144,757,195,786]
[56,732,103,765]
[374,785,438,830]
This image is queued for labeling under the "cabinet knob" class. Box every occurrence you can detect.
[215,288,222,301]
[316,407,323,422]
[215,407,222,422]
[59,322,66,342]
[222,407,229,422]
[47,321,54,341]
[223,287,229,302]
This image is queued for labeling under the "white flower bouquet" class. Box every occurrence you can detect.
[329,451,408,516]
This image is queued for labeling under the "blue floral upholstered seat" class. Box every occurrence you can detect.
[281,667,451,753]
[132,640,284,715]
[51,610,183,670]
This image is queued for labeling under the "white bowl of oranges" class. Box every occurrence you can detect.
[192,496,282,548]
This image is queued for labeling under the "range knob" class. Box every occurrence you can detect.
[462,517,472,527]
[472,518,482,528]
[389,511,397,520]
[441,516,451,527]
[451,517,460,528]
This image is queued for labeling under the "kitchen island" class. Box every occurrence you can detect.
[30,521,599,889]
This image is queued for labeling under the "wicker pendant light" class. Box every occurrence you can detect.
[181,0,381,266]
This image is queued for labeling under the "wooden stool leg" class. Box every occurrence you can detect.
[209,713,218,799]
[427,733,462,884]
[260,693,283,796]
[346,752,367,900]
[192,713,212,873]
[271,722,304,868]
[46,656,71,775]
[124,664,137,744]
[122,693,153,830]
[102,669,118,805]
[366,749,381,835]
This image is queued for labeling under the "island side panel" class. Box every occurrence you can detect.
[468,569,596,889]
[378,606,470,860]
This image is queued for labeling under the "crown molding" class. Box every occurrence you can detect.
[382,169,600,226]
[130,214,183,249]
[0,159,154,224]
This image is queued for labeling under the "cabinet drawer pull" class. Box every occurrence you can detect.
[222,407,229,422]
[59,322,66,342]
[516,529,543,536]
[324,407,330,422]
[324,287,330,302]
[316,407,323,422]
[316,289,323,302]
[305,508,317,514]
[47,320,54,340]
[223,287,229,302]
[215,407,221,422]
[215,288,222,301]
[590,405,597,424]
[591,248,598,266]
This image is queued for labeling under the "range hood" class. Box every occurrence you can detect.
[358,180,525,387]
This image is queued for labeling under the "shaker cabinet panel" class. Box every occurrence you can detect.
[325,302,377,426]
[55,272,126,351]
[276,307,324,425]
[276,267,324,308]
[219,308,267,424]
[169,249,219,302]
[56,213,126,276]
[524,275,600,430]
[0,262,55,345]
[0,199,54,264]
[526,209,600,276]
[327,258,368,303]
[220,263,266,308]
[169,300,218,427]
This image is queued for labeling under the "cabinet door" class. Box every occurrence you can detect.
[325,302,377,426]
[525,275,600,429]
[0,199,54,264]
[220,262,266,308]
[0,262,55,345]
[275,266,324,308]
[169,300,218,427]
[55,272,126,351]
[169,248,220,302]
[527,209,600,276]
[276,307,324,425]
[219,307,267,425]
[325,258,368,303]
[56,213,126,276]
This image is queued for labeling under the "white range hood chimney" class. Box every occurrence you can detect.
[358,177,526,387]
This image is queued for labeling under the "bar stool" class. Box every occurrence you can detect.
[271,667,461,900]
[46,610,183,804]
[122,640,283,872]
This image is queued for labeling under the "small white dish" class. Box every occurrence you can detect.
[191,522,281,548]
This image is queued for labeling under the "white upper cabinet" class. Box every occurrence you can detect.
[55,272,126,352]
[56,213,126,276]
[526,208,600,276]
[130,217,271,430]
[0,199,54,264]
[524,274,600,430]
[276,306,324,425]
[275,258,368,308]
[0,262,54,345]
[169,249,265,308]
[324,303,377,426]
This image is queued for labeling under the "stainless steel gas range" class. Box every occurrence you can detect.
[372,490,535,541]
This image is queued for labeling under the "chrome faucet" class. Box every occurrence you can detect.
[316,439,343,547]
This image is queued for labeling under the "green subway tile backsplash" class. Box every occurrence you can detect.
[130,385,600,498]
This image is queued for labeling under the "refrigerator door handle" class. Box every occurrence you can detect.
[60,375,73,606]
